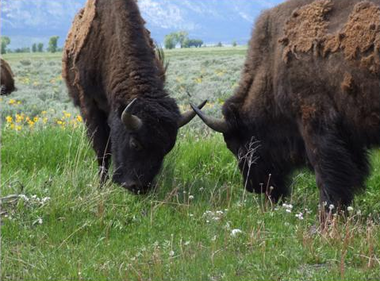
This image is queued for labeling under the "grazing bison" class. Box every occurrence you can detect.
[1,58,16,95]
[193,0,380,209]
[63,0,204,193]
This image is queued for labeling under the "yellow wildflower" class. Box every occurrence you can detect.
[6,116,13,123]
[41,111,47,115]
[195,77,203,84]
[8,99,16,105]
[76,115,83,123]
[64,112,71,118]
[15,114,24,123]
[33,116,39,123]
[15,125,22,131]
[28,120,35,128]
[10,124,15,130]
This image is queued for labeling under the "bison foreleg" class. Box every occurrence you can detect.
[302,124,368,211]
[82,106,112,185]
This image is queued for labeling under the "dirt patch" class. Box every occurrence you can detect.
[301,104,317,122]
[324,1,380,74]
[280,0,333,62]
[341,72,356,94]
[280,0,380,74]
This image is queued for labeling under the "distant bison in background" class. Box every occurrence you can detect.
[63,0,204,193]
[193,0,380,209]
[1,58,16,95]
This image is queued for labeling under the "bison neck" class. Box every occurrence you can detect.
[97,0,166,107]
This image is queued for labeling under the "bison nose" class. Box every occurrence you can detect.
[123,181,139,192]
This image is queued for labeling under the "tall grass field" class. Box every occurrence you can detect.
[1,48,380,280]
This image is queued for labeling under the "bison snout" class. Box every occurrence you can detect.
[121,181,150,195]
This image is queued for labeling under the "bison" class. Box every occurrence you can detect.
[192,0,380,210]
[63,0,205,193]
[1,58,16,95]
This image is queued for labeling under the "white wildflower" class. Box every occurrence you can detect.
[188,195,194,200]
[19,194,29,202]
[295,213,304,220]
[169,250,175,257]
[347,206,354,212]
[231,229,243,237]
[33,217,43,225]
[41,197,51,204]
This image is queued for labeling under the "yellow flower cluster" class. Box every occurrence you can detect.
[50,75,63,85]
[5,110,83,131]
[19,76,31,85]
[8,99,22,106]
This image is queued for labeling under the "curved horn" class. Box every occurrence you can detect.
[178,100,208,128]
[122,98,143,131]
[190,103,229,133]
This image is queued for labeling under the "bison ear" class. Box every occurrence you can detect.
[190,103,229,134]
[121,98,143,131]
[178,100,207,128]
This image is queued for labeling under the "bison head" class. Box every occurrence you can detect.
[190,103,260,193]
[111,98,206,194]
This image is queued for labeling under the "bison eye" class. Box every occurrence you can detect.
[129,138,143,151]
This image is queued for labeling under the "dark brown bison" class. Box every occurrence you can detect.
[1,58,16,95]
[193,0,380,209]
[63,0,205,193]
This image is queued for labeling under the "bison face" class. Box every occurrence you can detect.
[225,132,263,193]
[111,98,206,194]
[110,99,179,194]
[190,103,261,193]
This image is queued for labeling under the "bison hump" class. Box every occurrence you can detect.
[280,0,380,74]
[64,0,97,60]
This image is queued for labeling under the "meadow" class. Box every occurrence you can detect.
[1,48,380,281]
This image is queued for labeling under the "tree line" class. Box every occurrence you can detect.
[164,31,204,49]
[1,36,60,54]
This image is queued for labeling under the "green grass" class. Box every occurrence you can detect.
[1,49,380,281]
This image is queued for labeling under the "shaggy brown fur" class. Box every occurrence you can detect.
[205,0,380,209]
[281,0,380,73]
[1,58,16,95]
[280,0,333,62]
[62,0,183,193]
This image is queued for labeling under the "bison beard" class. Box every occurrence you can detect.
[63,0,204,193]
[193,0,380,211]
[1,58,16,95]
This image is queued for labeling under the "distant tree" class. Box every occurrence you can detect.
[232,41,237,47]
[216,42,223,47]
[14,47,31,53]
[37,43,44,52]
[1,36,11,54]
[164,34,176,50]
[177,31,188,48]
[48,36,59,53]
[32,43,37,53]
[183,39,203,48]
